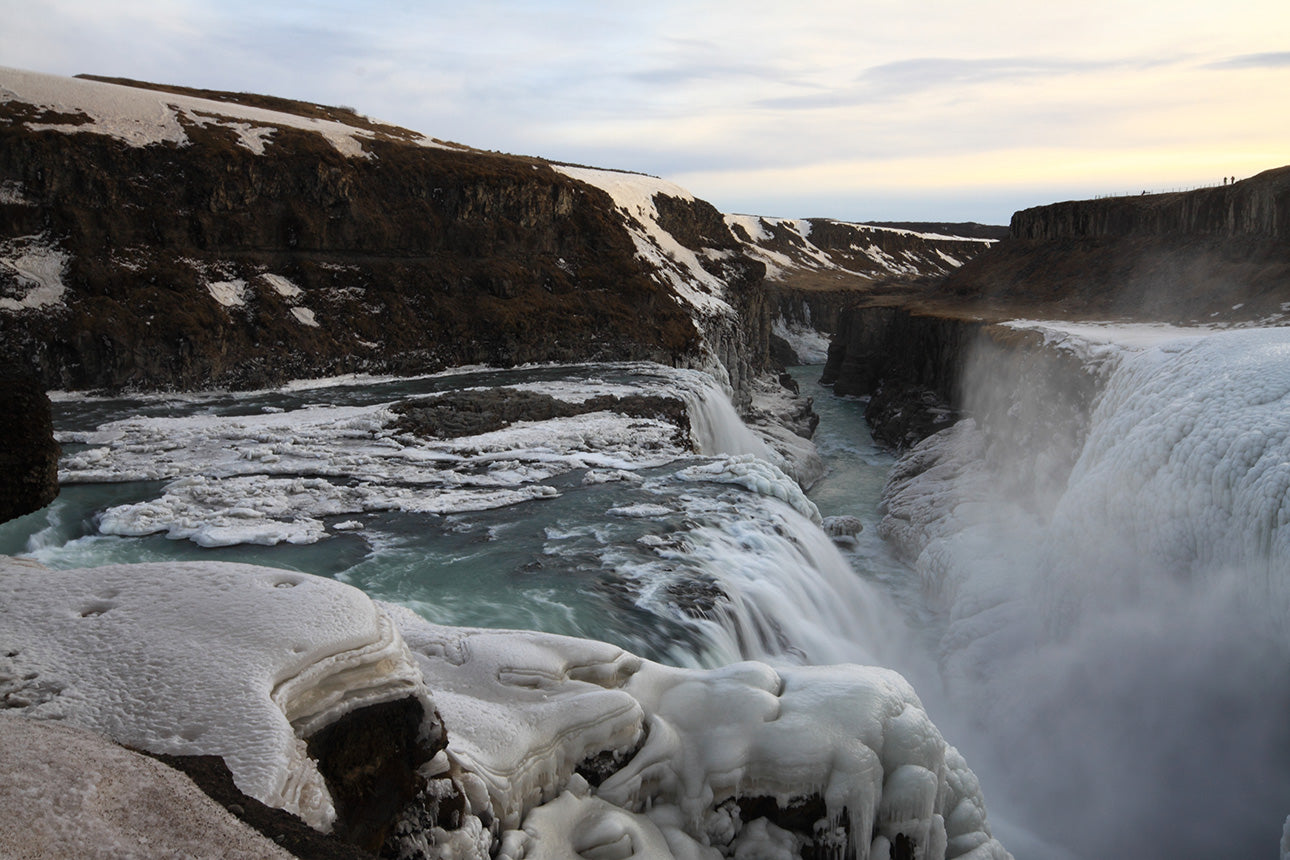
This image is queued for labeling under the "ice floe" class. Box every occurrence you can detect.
[53,363,807,550]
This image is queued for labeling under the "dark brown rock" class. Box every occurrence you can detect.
[0,367,59,522]
[389,388,689,444]
[305,697,438,856]
[0,80,711,393]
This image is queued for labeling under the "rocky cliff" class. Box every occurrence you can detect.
[0,68,768,396]
[1010,167,1289,241]
[0,368,59,522]
[937,165,1290,323]
[823,165,1290,448]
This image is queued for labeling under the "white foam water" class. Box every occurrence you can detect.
[883,326,1290,859]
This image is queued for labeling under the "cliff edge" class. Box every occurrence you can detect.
[824,165,1290,447]
[0,68,766,395]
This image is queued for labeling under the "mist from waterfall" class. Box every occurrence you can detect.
[885,326,1290,859]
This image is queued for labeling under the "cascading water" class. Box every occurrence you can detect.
[2,363,908,678]
[883,325,1290,860]
[27,331,1286,859]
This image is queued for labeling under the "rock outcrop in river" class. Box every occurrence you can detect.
[0,367,58,522]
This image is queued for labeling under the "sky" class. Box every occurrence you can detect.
[3,0,1289,224]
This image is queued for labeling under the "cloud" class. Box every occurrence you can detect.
[1205,51,1290,70]
[756,55,1121,110]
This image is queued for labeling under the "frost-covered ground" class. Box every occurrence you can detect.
[881,323,1290,859]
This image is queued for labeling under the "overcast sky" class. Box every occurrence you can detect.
[4,1,1288,223]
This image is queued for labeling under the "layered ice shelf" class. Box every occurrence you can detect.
[0,556,431,831]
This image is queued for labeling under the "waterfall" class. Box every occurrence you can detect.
[638,455,916,670]
[675,372,773,460]
[886,326,1290,860]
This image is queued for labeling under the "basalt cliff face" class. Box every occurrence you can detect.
[0,68,767,395]
[823,166,1290,449]
[940,165,1290,322]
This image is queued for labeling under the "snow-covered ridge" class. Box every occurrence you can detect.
[554,166,735,318]
[727,213,995,283]
[0,66,454,158]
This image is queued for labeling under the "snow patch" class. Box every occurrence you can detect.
[553,165,734,318]
[261,273,302,298]
[0,235,69,311]
[0,179,30,205]
[207,279,247,307]
[0,66,452,158]
[291,306,319,327]
[772,316,832,365]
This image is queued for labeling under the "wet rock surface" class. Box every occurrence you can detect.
[306,697,439,856]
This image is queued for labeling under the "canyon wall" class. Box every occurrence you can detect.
[1010,166,1289,241]
[0,71,768,396]
[822,165,1290,450]
[936,166,1290,322]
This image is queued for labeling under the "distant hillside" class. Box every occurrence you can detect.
[863,222,1008,241]
[0,68,770,394]
[727,215,996,291]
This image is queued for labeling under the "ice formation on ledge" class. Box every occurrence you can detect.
[0,557,432,831]
[390,608,1011,860]
[0,714,293,859]
[1,554,1007,858]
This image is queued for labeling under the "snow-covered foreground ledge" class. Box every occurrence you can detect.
[0,557,1009,859]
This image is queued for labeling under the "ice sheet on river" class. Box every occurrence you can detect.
[57,364,795,548]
